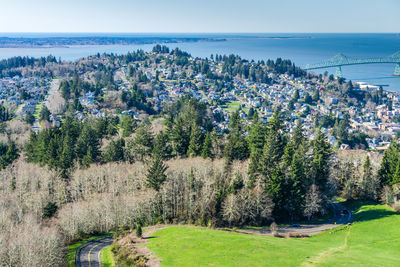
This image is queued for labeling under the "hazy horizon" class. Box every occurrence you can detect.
[0,32,398,35]
[1,0,398,33]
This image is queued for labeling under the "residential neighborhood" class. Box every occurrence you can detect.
[1,49,399,151]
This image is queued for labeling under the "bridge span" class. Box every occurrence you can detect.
[304,51,400,77]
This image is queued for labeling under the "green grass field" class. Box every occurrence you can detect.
[147,202,400,267]
[33,103,43,118]
[100,245,115,267]
[223,101,241,112]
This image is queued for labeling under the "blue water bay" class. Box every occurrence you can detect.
[0,33,399,90]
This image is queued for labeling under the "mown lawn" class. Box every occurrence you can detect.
[224,101,241,112]
[33,103,42,118]
[147,202,400,267]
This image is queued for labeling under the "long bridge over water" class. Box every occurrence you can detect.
[304,51,400,77]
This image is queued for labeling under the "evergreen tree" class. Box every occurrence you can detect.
[392,158,400,186]
[283,121,304,168]
[229,110,241,131]
[292,89,299,102]
[363,155,372,182]
[153,131,172,160]
[288,99,295,111]
[187,123,203,157]
[247,107,255,120]
[73,98,83,112]
[304,92,313,105]
[266,167,286,218]
[313,89,320,102]
[43,202,58,218]
[136,224,143,238]
[201,131,214,159]
[261,110,286,181]
[39,105,51,122]
[286,148,307,219]
[76,124,99,164]
[131,122,154,161]
[25,112,35,125]
[336,113,350,145]
[248,117,266,178]
[224,130,249,162]
[121,115,136,137]
[121,90,129,103]
[224,109,249,162]
[62,116,81,141]
[44,134,60,169]
[24,132,37,162]
[59,133,74,177]
[146,153,168,191]
[103,138,125,162]
[310,129,331,193]
[0,105,10,122]
[106,119,118,136]
[81,146,94,168]
[60,81,71,100]
[172,118,190,157]
[378,140,399,186]
[359,155,378,200]
[0,142,19,169]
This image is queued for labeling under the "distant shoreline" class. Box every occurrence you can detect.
[224,36,312,40]
[0,36,225,49]
[0,36,312,48]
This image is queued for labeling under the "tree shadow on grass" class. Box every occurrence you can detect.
[143,236,158,240]
[343,200,399,223]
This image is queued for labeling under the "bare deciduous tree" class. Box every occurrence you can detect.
[303,184,322,221]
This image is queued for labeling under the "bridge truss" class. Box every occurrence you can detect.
[304,51,400,77]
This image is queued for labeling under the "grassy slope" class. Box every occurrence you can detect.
[147,202,400,267]
[100,245,115,267]
[321,202,400,266]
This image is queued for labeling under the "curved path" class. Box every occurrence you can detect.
[303,227,352,267]
[74,204,351,266]
[236,203,352,236]
[76,236,113,267]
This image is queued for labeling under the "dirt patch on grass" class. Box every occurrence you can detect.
[225,227,314,238]
[302,226,351,267]
[114,225,165,267]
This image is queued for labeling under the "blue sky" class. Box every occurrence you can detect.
[0,0,399,33]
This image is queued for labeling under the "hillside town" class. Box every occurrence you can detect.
[0,47,399,151]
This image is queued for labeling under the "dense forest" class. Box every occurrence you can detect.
[19,97,391,224]
[0,55,58,77]
[0,102,394,266]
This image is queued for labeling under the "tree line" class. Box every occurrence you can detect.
[0,55,58,77]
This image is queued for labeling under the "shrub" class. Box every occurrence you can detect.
[136,225,142,238]
[43,201,58,218]
[270,222,278,234]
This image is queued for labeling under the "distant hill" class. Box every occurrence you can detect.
[0,36,225,48]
